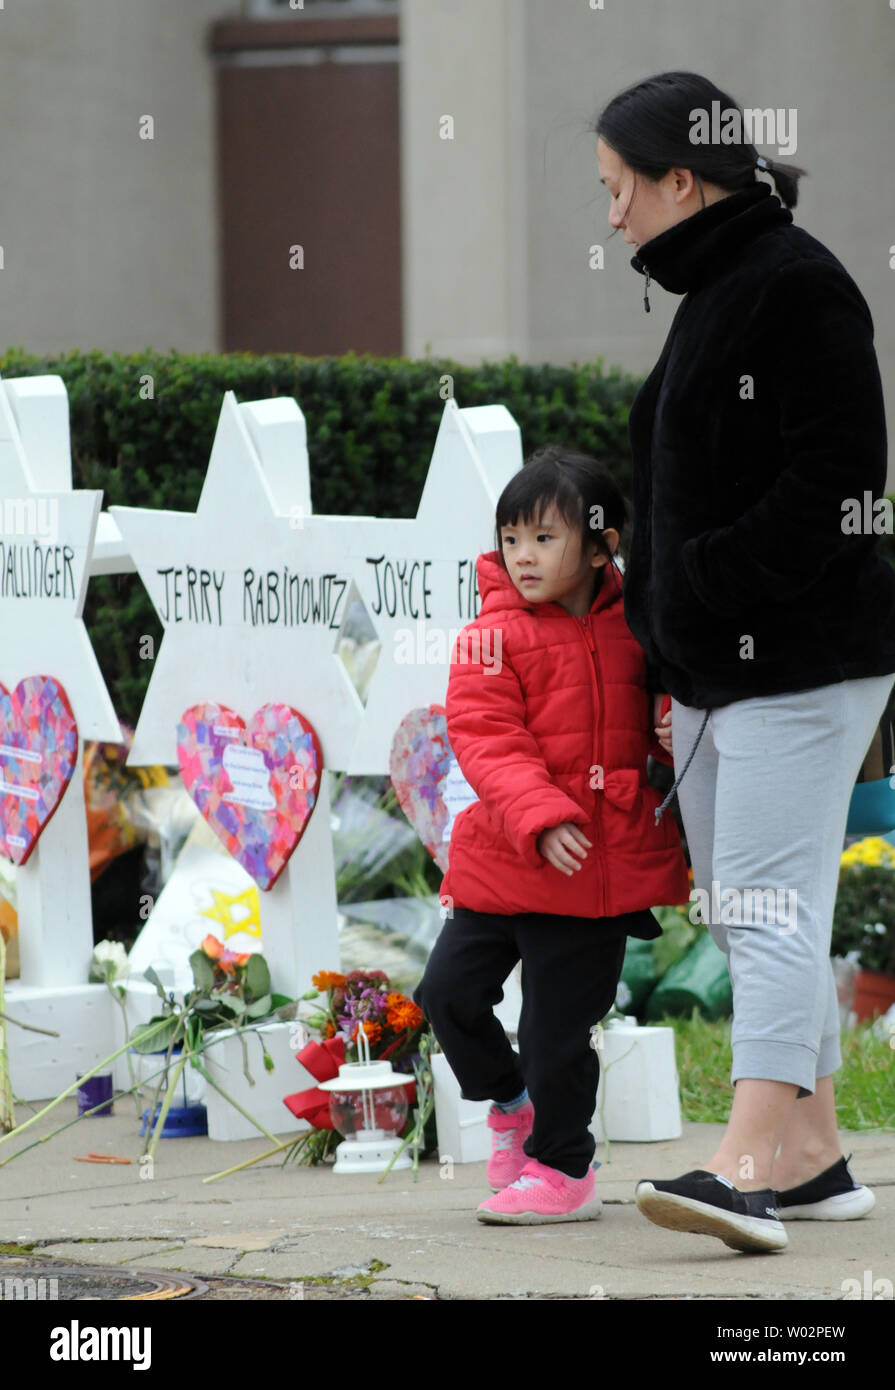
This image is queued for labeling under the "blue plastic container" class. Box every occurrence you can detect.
[140,1104,208,1139]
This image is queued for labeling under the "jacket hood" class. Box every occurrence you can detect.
[475,548,623,617]
[630,182,793,298]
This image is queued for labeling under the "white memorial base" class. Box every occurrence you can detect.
[4,978,162,1101]
[201,1020,312,1142]
[431,1020,681,1163]
[591,1020,682,1144]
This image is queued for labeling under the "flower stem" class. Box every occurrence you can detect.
[188,1049,279,1145]
[0,933,13,1134]
[109,983,141,1117]
[145,1048,189,1161]
[0,1054,178,1168]
[202,1140,293,1184]
[0,1015,173,1148]
[0,1011,60,1037]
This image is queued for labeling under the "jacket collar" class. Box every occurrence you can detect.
[630,182,792,299]
[476,549,623,617]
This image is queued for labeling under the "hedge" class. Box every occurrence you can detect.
[2,346,892,732]
[0,347,642,727]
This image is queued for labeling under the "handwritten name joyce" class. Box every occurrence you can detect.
[366,556,482,620]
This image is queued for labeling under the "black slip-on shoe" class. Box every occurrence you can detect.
[774,1153,875,1221]
[635,1168,788,1253]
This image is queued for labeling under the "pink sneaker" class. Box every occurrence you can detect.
[487,1101,535,1192]
[477,1158,602,1225]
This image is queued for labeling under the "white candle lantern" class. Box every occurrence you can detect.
[318,1029,413,1174]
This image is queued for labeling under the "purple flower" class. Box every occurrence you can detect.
[348,988,387,1022]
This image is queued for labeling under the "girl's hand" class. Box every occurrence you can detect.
[536,822,592,875]
[653,693,673,757]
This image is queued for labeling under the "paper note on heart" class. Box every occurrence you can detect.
[177,702,322,891]
[389,706,479,873]
[0,676,79,867]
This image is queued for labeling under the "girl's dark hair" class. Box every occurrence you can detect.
[494,444,628,578]
[595,70,806,214]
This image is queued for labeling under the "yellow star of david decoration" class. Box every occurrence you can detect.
[201,886,262,940]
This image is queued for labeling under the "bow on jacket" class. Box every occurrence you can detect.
[600,767,641,813]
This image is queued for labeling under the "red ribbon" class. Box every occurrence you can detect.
[283,1037,345,1129]
[283,1036,416,1128]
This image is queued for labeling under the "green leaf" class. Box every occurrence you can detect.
[130,1016,181,1054]
[209,996,246,1018]
[142,966,169,1001]
[193,997,223,1014]
[189,949,216,992]
[270,994,294,1010]
[245,994,273,1020]
[245,953,271,1000]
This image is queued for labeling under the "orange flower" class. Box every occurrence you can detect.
[219,948,251,974]
[354,1020,382,1045]
[201,934,224,960]
[385,992,423,1032]
[313,970,347,991]
[324,1020,336,1039]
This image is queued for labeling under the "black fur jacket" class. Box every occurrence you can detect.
[624,181,895,710]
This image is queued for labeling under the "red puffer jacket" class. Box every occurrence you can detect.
[439,551,691,919]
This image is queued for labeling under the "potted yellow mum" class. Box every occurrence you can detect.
[832,837,895,1020]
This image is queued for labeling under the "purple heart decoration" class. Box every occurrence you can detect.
[177,701,323,891]
[389,705,478,872]
[0,676,79,867]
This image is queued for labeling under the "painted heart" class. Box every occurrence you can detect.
[177,702,323,891]
[389,705,478,873]
[0,676,79,867]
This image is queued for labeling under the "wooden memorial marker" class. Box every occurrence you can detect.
[343,399,522,774]
[111,393,364,998]
[0,374,120,988]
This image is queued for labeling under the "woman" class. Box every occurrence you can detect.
[594,71,895,1253]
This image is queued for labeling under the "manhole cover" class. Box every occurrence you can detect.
[0,1256,205,1301]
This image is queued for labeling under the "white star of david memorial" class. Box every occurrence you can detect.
[343,398,522,774]
[0,372,120,992]
[111,391,368,996]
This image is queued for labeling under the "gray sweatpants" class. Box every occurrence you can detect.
[671,671,895,1096]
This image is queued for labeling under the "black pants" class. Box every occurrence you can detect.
[413,906,633,1179]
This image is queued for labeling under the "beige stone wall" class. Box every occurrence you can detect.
[1,0,892,488]
[403,0,895,481]
[0,0,223,355]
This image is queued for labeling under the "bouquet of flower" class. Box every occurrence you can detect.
[307,968,424,1056]
[0,935,294,1171]
[282,968,436,1169]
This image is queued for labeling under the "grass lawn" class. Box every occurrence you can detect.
[657,1012,895,1130]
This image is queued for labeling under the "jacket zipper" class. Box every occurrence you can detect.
[576,613,606,916]
[642,294,694,654]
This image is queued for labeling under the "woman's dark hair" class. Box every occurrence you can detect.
[494,444,628,579]
[595,70,806,216]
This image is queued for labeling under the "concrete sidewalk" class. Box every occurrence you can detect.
[0,1102,892,1300]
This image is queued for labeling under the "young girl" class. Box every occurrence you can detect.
[413,445,690,1224]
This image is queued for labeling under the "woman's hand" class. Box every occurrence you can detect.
[536,822,592,875]
[653,693,673,758]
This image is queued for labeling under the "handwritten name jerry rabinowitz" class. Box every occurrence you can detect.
[50,1322,151,1371]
